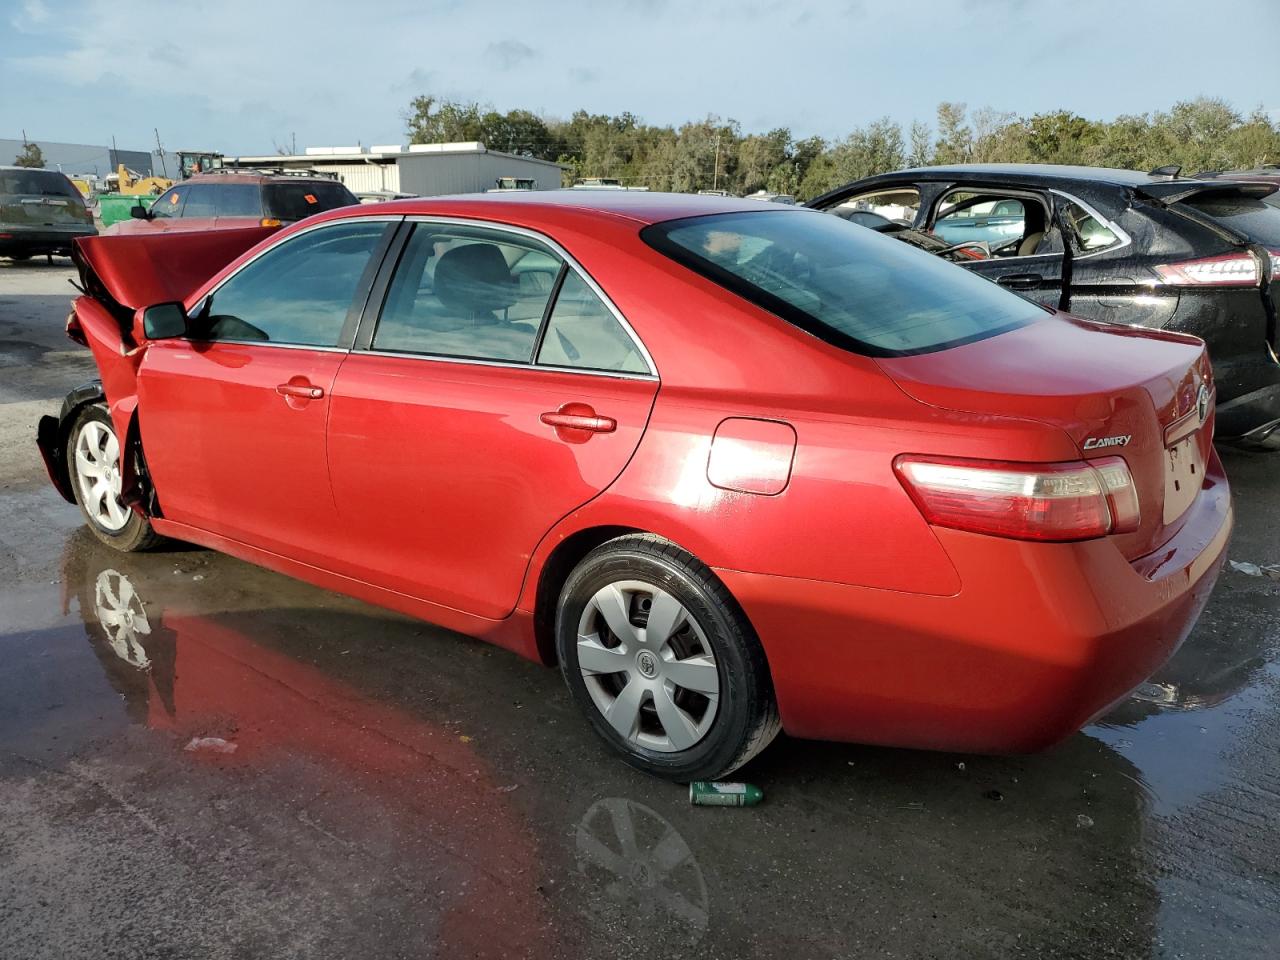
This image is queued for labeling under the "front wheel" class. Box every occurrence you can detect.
[66,404,162,552]
[556,535,780,781]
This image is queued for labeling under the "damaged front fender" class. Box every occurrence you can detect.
[36,380,107,504]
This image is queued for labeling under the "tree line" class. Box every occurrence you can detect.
[405,95,1280,198]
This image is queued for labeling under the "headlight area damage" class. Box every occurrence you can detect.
[36,227,275,516]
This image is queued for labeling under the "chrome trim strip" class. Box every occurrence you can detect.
[1049,189,1132,260]
[184,339,350,354]
[351,348,658,382]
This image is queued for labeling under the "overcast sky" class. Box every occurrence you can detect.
[3,0,1278,156]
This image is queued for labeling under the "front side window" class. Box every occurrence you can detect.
[643,210,1042,357]
[150,186,187,219]
[536,271,648,373]
[195,221,388,347]
[374,223,562,362]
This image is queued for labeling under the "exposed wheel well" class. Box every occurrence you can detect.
[532,525,643,665]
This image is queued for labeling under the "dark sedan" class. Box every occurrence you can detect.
[810,164,1280,446]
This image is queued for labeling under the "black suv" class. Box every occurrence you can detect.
[0,166,96,260]
[810,164,1280,446]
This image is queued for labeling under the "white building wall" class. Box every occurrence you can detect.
[315,162,400,193]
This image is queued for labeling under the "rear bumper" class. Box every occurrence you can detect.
[0,224,97,256]
[1216,381,1280,447]
[718,454,1232,753]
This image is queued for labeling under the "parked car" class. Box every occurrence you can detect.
[810,164,1280,446]
[107,169,357,236]
[39,192,1231,780]
[0,165,96,260]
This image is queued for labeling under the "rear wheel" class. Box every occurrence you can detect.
[556,535,779,781]
[66,405,162,552]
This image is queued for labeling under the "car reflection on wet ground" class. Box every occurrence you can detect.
[2,262,1278,959]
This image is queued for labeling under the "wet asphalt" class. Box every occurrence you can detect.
[1,258,1277,960]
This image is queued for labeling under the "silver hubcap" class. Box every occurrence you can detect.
[94,569,151,668]
[577,580,720,753]
[74,419,130,532]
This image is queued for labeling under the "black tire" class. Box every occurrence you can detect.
[556,534,780,781]
[66,404,163,552]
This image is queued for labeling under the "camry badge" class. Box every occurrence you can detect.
[1197,384,1210,423]
[1083,435,1131,450]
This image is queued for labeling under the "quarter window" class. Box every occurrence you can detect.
[374,224,562,362]
[1061,200,1121,253]
[194,221,388,347]
[537,272,647,373]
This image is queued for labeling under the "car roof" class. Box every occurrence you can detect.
[0,165,68,174]
[362,189,791,226]
[185,172,342,185]
[882,163,1210,187]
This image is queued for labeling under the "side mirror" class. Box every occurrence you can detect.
[142,302,188,340]
[130,204,151,220]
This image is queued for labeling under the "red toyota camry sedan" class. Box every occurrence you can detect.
[39,192,1232,780]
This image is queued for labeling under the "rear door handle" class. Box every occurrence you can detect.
[998,273,1042,290]
[540,405,616,434]
[276,382,324,399]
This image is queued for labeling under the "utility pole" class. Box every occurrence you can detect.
[713,134,721,191]
[154,128,168,178]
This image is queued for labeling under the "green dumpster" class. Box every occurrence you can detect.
[97,193,157,229]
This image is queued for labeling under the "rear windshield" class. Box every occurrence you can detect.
[642,210,1042,357]
[1182,194,1280,247]
[263,181,357,221]
[0,169,79,198]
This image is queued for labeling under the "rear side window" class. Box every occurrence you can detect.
[0,169,79,198]
[181,184,217,218]
[1182,195,1280,247]
[215,183,263,218]
[643,210,1042,357]
[373,223,560,362]
[264,181,358,221]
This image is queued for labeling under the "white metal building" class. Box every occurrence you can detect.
[221,142,564,195]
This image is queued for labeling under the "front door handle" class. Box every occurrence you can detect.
[998,273,1042,290]
[276,382,324,400]
[540,410,617,433]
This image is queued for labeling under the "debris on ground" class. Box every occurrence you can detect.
[1076,814,1094,828]
[984,789,1004,802]
[1229,560,1280,580]
[183,737,237,754]
[689,781,764,807]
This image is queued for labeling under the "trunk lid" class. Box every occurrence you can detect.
[877,313,1215,559]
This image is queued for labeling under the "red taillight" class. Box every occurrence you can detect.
[1152,251,1259,287]
[894,455,1140,542]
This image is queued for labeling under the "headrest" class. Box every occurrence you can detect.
[433,243,517,316]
